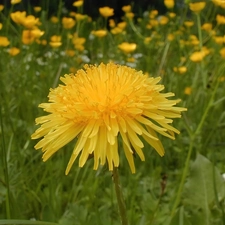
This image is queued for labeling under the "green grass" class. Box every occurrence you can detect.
[1,1,225,224]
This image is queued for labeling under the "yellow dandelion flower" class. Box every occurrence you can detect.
[0,36,10,47]
[99,7,114,18]
[189,2,206,13]
[164,0,175,9]
[31,63,186,174]
[9,47,20,56]
[118,42,137,54]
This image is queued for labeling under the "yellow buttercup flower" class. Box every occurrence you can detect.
[0,23,2,30]
[99,7,114,18]
[189,2,206,13]
[22,30,36,44]
[190,51,205,62]
[11,0,21,4]
[220,47,225,58]
[201,23,212,31]
[49,35,62,48]
[62,17,76,29]
[0,36,10,46]
[50,16,59,24]
[11,11,27,25]
[92,30,107,38]
[164,0,175,9]
[216,14,225,25]
[9,47,20,56]
[74,13,87,21]
[73,0,83,7]
[122,5,131,13]
[184,21,194,27]
[159,16,169,25]
[0,5,4,11]
[31,63,186,174]
[118,42,137,54]
[184,87,192,95]
[22,15,40,29]
[34,6,41,12]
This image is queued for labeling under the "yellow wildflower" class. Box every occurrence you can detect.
[149,10,158,19]
[0,23,2,30]
[220,47,225,58]
[118,42,137,54]
[184,21,194,27]
[164,0,175,9]
[216,14,225,25]
[62,17,76,29]
[11,0,21,4]
[184,87,192,95]
[49,35,62,48]
[190,51,205,62]
[201,23,212,31]
[51,16,59,24]
[122,5,132,13]
[99,6,114,18]
[0,36,10,47]
[31,62,186,174]
[22,15,39,29]
[125,12,135,19]
[109,19,116,28]
[73,0,83,7]
[92,30,107,38]
[34,7,41,12]
[0,5,4,11]
[75,13,87,21]
[11,11,27,25]
[9,47,20,56]
[159,16,169,25]
[189,2,206,13]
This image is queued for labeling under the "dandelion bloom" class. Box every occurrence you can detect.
[189,2,206,13]
[99,7,114,18]
[31,63,186,174]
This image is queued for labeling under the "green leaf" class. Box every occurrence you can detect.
[0,220,58,225]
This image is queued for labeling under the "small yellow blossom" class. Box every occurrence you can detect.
[169,12,176,18]
[0,23,2,30]
[22,30,36,44]
[189,2,206,13]
[167,34,175,41]
[220,47,225,58]
[31,62,186,174]
[31,29,44,38]
[149,10,158,19]
[184,87,192,95]
[214,36,224,45]
[159,16,169,25]
[92,30,107,38]
[216,14,225,25]
[51,16,59,23]
[122,5,132,13]
[62,17,76,29]
[0,36,10,47]
[75,13,87,21]
[9,47,20,56]
[178,66,187,74]
[11,0,21,4]
[66,50,76,57]
[11,11,27,25]
[99,6,114,18]
[111,27,123,35]
[190,51,205,62]
[0,5,4,11]
[73,0,83,7]
[117,21,127,29]
[184,21,194,27]
[118,42,137,54]
[201,23,212,31]
[125,12,135,19]
[34,6,41,12]
[144,37,152,44]
[109,19,116,28]
[22,15,40,29]
[164,0,175,9]
[49,35,62,48]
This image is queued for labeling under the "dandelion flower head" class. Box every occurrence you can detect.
[32,63,186,174]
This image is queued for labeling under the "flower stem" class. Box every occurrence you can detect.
[112,166,128,225]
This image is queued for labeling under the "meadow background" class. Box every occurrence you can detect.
[0,0,225,224]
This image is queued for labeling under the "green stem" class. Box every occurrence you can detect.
[157,42,170,77]
[112,166,128,225]
[0,107,11,219]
